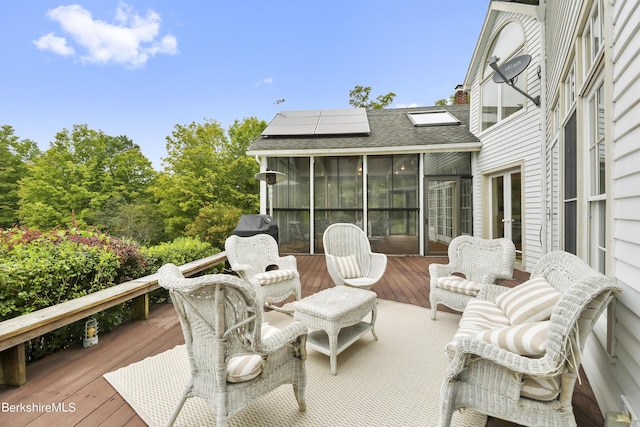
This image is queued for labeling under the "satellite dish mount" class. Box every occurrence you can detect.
[489,54,540,107]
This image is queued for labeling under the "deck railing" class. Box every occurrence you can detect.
[0,252,228,386]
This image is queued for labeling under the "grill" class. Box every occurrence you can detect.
[232,214,279,242]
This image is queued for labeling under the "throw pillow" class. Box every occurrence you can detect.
[334,254,362,279]
[476,321,550,356]
[495,276,562,325]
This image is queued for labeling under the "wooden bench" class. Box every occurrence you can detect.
[0,253,227,386]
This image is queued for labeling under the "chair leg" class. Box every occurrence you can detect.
[431,301,438,320]
[293,383,306,411]
[165,389,189,427]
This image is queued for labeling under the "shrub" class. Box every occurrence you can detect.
[0,229,222,362]
[0,227,148,361]
[141,236,218,274]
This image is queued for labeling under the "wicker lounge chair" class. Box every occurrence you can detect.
[429,235,515,320]
[225,234,302,308]
[440,251,622,427]
[157,264,308,427]
[323,222,387,290]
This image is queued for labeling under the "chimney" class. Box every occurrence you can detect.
[454,84,469,105]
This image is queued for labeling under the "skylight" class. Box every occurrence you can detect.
[407,111,460,127]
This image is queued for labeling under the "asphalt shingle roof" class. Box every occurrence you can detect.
[247,105,479,155]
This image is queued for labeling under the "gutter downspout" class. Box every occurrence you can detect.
[538,1,548,257]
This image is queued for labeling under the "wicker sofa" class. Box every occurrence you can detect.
[440,251,622,427]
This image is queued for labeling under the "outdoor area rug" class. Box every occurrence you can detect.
[104,299,486,426]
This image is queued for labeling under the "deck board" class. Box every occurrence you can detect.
[0,255,602,427]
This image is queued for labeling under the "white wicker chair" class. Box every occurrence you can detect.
[322,223,387,290]
[225,234,302,307]
[439,251,622,427]
[429,235,516,320]
[157,264,308,427]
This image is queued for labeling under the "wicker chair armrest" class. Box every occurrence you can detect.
[447,336,559,380]
[273,255,298,271]
[476,283,510,301]
[428,263,457,282]
[257,321,308,354]
[368,253,387,277]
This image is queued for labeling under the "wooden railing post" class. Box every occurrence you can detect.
[0,344,26,386]
[131,293,149,320]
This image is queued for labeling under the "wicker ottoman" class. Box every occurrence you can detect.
[294,286,378,375]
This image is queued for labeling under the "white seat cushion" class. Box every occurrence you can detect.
[334,254,362,279]
[253,269,296,285]
[436,275,481,296]
[495,277,562,325]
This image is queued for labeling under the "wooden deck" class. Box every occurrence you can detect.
[0,255,603,427]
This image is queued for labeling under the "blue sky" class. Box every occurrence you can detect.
[1,1,488,170]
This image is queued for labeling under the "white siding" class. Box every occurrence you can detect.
[470,11,543,272]
[609,0,640,412]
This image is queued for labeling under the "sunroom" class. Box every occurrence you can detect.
[247,104,481,256]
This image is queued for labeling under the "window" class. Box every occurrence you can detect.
[564,111,577,255]
[583,0,604,75]
[587,82,606,273]
[481,21,526,131]
[268,157,310,253]
[565,63,576,114]
[368,155,419,254]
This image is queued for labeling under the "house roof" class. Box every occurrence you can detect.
[463,0,542,90]
[247,104,480,157]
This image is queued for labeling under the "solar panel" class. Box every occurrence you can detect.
[262,108,370,136]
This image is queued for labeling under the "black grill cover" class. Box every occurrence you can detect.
[232,214,278,242]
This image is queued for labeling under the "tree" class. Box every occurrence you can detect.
[348,85,396,109]
[0,125,41,228]
[434,94,456,105]
[152,117,266,244]
[17,125,156,231]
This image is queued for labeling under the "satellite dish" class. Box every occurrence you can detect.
[490,54,532,83]
[488,54,540,107]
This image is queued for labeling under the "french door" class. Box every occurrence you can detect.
[424,177,472,254]
[489,169,522,262]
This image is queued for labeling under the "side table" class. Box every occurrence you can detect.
[293,286,378,375]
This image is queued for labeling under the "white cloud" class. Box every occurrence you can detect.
[255,77,273,87]
[33,32,75,56]
[33,3,177,69]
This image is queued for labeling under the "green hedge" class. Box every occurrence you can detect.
[0,228,220,362]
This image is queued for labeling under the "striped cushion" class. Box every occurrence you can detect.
[446,299,510,358]
[477,321,550,356]
[495,277,562,325]
[226,354,263,383]
[521,375,561,401]
[436,275,481,296]
[334,255,362,279]
[254,269,296,285]
[261,322,280,340]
